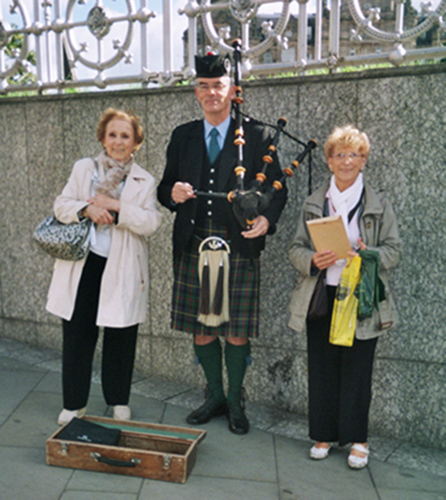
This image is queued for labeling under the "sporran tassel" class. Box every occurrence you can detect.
[212,257,225,315]
[199,256,210,315]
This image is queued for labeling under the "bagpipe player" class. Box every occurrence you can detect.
[157,53,287,435]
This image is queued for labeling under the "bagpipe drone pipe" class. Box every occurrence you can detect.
[195,39,318,230]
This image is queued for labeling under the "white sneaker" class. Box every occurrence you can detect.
[348,443,369,469]
[309,443,332,460]
[113,405,131,421]
[57,407,86,426]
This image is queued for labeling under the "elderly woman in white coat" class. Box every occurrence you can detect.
[289,125,401,469]
[46,108,162,425]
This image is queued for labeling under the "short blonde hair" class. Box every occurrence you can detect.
[324,125,370,160]
[96,108,144,151]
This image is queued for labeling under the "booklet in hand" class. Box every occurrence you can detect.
[306,215,351,259]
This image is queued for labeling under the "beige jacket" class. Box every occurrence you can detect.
[46,157,162,327]
[288,180,401,339]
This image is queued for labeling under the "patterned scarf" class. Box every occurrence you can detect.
[95,150,134,199]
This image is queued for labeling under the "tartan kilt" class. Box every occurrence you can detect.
[172,226,260,338]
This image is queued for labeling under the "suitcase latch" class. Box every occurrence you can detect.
[163,454,172,469]
[60,442,69,456]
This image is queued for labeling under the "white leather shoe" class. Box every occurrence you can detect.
[309,443,332,460]
[57,407,86,426]
[348,443,369,469]
[113,405,131,421]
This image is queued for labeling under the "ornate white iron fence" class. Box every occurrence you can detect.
[1,0,445,95]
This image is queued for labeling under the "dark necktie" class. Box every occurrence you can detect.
[208,128,220,164]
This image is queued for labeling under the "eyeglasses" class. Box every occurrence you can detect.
[196,82,228,92]
[332,152,363,160]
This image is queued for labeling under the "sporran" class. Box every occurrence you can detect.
[197,236,231,327]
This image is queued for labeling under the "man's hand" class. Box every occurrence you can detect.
[171,182,196,204]
[241,215,270,239]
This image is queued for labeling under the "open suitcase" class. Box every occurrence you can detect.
[46,415,206,483]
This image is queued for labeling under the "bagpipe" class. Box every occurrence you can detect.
[195,39,318,230]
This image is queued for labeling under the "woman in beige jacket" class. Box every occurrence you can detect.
[46,108,162,425]
[289,125,401,469]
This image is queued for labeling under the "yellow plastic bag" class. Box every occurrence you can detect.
[329,256,361,347]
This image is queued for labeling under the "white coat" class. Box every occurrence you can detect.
[46,157,162,327]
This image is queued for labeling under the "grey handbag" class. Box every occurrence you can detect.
[32,159,96,261]
[32,215,91,261]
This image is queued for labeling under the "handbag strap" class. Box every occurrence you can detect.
[92,158,99,179]
[347,188,364,223]
[323,188,364,223]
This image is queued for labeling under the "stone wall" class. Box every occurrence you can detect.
[1,63,445,449]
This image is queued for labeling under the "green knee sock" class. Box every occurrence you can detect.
[194,338,225,403]
[225,341,251,404]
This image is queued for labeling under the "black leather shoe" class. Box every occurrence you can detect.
[227,400,250,435]
[186,398,227,425]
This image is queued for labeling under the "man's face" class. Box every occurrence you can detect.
[194,76,235,119]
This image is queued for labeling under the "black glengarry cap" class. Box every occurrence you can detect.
[195,53,231,78]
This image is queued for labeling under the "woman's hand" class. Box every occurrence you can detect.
[84,204,114,225]
[241,215,270,239]
[88,194,120,213]
[171,182,196,204]
[312,250,338,270]
[347,237,367,258]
